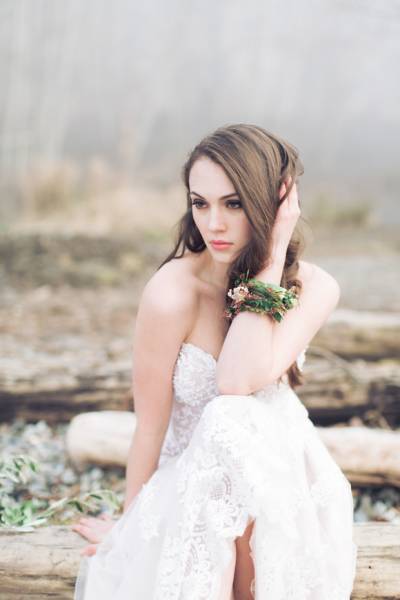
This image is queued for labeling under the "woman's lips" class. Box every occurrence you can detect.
[210,241,233,250]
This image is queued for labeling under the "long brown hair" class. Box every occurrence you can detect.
[158,123,306,388]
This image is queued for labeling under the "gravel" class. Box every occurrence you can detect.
[1,418,399,528]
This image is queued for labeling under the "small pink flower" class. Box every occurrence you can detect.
[227,284,249,302]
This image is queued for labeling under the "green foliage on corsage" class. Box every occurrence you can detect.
[225,272,299,322]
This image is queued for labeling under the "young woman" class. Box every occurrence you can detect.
[72,123,358,599]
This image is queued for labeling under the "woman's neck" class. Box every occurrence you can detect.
[196,248,230,293]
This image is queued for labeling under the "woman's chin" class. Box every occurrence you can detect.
[204,244,239,264]
[209,252,234,264]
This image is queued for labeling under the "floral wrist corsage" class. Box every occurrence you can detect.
[224,272,299,323]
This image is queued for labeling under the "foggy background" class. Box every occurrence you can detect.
[1,2,400,568]
[1,0,399,230]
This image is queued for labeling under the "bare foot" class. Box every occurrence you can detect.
[71,513,116,556]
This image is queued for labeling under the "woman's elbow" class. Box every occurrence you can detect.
[217,382,253,395]
[216,373,253,396]
[216,363,274,396]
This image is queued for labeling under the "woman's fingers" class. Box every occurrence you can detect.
[288,182,299,208]
[278,177,295,202]
[71,514,115,543]
[278,178,299,215]
[71,523,100,543]
[80,543,98,557]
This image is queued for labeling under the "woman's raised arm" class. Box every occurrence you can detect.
[216,259,340,395]
[216,180,340,395]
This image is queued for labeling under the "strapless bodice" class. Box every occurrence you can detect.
[157,342,308,467]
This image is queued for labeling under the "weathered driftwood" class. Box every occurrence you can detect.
[315,309,400,360]
[0,523,398,599]
[0,526,82,599]
[0,386,133,423]
[1,357,399,425]
[317,426,400,487]
[1,309,399,424]
[66,412,400,488]
[66,411,136,468]
[298,356,400,427]
[351,523,400,599]
[0,335,133,423]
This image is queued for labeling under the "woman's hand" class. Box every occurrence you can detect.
[270,176,301,256]
[71,513,116,556]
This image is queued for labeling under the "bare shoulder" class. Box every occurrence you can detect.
[139,254,199,319]
[132,256,201,428]
[297,259,340,303]
[132,255,200,371]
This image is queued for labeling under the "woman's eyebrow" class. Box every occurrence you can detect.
[189,191,239,200]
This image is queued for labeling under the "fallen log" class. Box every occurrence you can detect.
[4,364,398,427]
[66,410,136,468]
[317,426,400,487]
[1,358,399,426]
[66,411,400,488]
[0,386,133,423]
[1,310,399,424]
[315,309,400,360]
[0,523,397,599]
[351,523,400,599]
[298,356,400,427]
[0,335,133,423]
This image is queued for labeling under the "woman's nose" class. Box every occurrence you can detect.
[208,209,226,231]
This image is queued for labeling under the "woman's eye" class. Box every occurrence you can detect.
[191,199,242,209]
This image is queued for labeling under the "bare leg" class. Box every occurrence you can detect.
[232,519,255,600]
[217,541,236,600]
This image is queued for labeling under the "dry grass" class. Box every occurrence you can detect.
[306,191,374,228]
[7,158,186,238]
[2,158,379,239]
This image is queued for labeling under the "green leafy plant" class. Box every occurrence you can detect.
[0,454,121,532]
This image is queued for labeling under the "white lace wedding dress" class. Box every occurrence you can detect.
[74,342,358,599]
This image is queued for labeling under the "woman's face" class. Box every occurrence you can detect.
[188,156,252,264]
